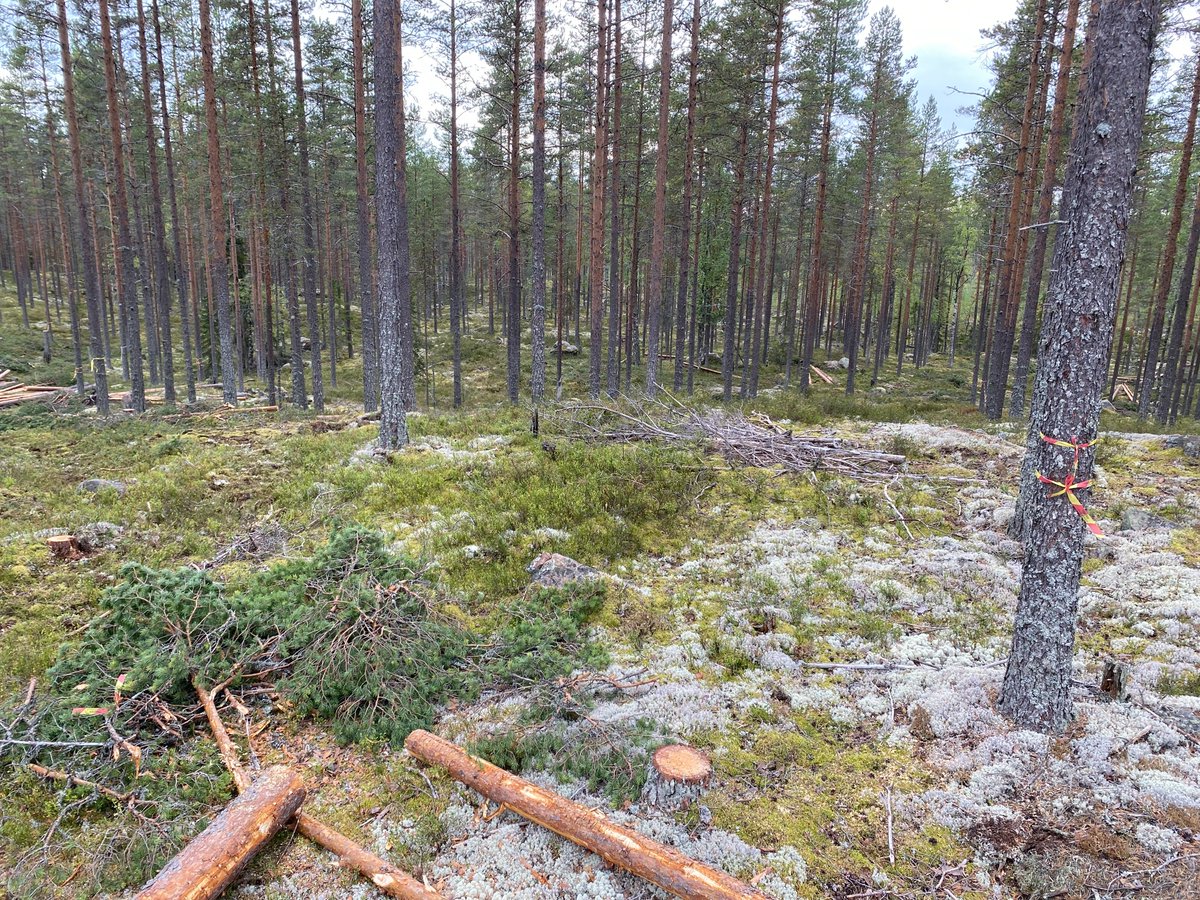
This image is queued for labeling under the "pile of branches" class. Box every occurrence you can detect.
[560,398,906,481]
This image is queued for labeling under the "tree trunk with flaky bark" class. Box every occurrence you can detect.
[587,0,608,399]
[644,0,673,396]
[1000,0,1159,733]
[984,0,1048,420]
[506,0,523,404]
[152,0,196,403]
[376,0,412,448]
[100,0,146,413]
[136,0,175,406]
[672,0,701,392]
[353,0,378,411]
[531,0,547,402]
[1010,0,1081,418]
[198,0,237,405]
[291,0,324,411]
[1139,56,1200,419]
[449,0,465,408]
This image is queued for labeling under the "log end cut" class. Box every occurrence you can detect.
[642,744,712,811]
[651,744,712,783]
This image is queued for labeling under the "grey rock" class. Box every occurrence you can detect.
[839,356,850,369]
[1101,400,1117,413]
[75,521,124,553]
[78,478,127,497]
[556,341,579,355]
[348,441,389,466]
[1165,434,1200,458]
[991,506,1016,530]
[1120,506,1168,532]
[527,551,603,588]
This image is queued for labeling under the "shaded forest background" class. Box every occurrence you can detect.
[0,0,1198,426]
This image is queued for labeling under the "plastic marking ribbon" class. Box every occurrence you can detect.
[1036,432,1103,536]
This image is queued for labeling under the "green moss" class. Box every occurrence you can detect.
[699,714,976,894]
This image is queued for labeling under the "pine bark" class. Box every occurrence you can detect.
[197,0,237,405]
[376,0,412,448]
[588,0,609,399]
[531,0,547,402]
[449,0,465,407]
[353,0,378,411]
[291,0,324,411]
[984,0,1048,420]
[54,0,106,415]
[1138,57,1200,418]
[100,0,147,412]
[506,0,523,404]
[672,0,701,392]
[644,0,674,395]
[1010,0,1081,417]
[1000,0,1159,732]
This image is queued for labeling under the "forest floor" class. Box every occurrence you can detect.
[1,288,1199,900]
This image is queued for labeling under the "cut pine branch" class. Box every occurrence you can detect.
[405,728,771,900]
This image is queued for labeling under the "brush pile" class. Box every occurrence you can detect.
[561,400,907,481]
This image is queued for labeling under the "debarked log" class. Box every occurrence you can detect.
[404,729,770,900]
[135,765,304,900]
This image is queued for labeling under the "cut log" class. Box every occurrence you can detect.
[47,535,81,560]
[135,765,305,900]
[641,744,712,811]
[404,729,769,900]
[294,812,443,899]
[191,679,440,900]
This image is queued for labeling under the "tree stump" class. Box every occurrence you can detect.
[1101,659,1131,701]
[47,535,81,560]
[640,744,712,811]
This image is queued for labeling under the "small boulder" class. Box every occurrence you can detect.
[1165,434,1200,458]
[839,356,850,369]
[78,478,127,497]
[75,522,124,553]
[991,505,1016,530]
[527,551,603,588]
[1120,506,1167,532]
[1100,400,1117,413]
[556,341,580,355]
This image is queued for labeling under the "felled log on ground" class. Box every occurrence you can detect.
[405,729,770,900]
[640,744,712,812]
[135,766,305,900]
[192,679,442,900]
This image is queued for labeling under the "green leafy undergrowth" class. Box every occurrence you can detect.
[21,526,610,751]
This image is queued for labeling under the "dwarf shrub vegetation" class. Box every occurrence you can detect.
[38,526,609,746]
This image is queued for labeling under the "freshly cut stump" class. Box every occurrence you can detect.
[641,744,713,811]
[47,535,81,560]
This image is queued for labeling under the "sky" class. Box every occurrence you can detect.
[869,0,1019,136]
[327,0,1021,143]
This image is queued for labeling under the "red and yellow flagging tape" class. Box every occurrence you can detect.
[1036,433,1103,536]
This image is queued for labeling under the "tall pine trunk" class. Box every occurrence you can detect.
[1000,0,1159,732]
[55,0,109,414]
[291,0,324,411]
[375,0,413,448]
[531,0,547,402]
[644,0,673,395]
[100,0,147,412]
[1010,0,1081,417]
